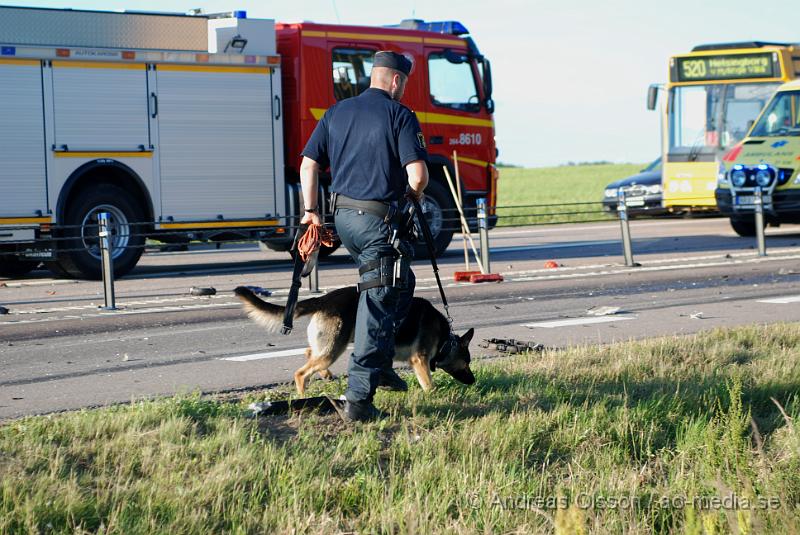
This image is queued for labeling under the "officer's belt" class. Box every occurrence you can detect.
[332,194,401,225]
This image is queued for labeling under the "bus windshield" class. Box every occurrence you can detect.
[669,83,779,151]
[750,90,800,137]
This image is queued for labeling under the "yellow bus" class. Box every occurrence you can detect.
[648,42,800,212]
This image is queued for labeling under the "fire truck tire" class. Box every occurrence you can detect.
[56,185,146,280]
[0,255,39,278]
[412,180,455,259]
[729,216,763,237]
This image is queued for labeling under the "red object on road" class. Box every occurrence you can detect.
[454,270,482,282]
[544,260,559,269]
[469,273,504,283]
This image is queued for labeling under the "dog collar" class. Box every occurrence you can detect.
[430,332,459,371]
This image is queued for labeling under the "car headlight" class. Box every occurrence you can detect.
[755,168,772,187]
[646,184,662,195]
[604,188,617,198]
[731,169,747,187]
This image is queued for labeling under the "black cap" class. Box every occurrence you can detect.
[373,51,412,76]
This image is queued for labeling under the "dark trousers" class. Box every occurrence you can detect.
[334,208,415,403]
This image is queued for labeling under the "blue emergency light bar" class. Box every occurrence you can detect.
[389,19,469,36]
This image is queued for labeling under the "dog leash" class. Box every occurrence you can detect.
[407,192,453,326]
[281,226,306,335]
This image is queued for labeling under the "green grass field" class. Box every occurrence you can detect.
[496,163,645,226]
[2,323,799,533]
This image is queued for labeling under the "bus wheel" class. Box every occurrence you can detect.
[0,254,39,278]
[56,185,146,280]
[730,216,764,237]
[411,180,455,259]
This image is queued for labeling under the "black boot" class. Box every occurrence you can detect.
[342,400,388,422]
[378,368,408,391]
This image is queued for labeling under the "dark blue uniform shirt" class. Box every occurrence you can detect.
[301,88,428,202]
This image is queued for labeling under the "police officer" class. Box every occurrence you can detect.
[299,51,429,422]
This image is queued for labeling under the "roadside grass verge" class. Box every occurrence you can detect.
[2,323,800,534]
[497,163,644,226]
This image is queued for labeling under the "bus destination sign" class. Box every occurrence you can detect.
[674,52,780,82]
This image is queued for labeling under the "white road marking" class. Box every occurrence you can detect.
[221,345,355,362]
[757,295,800,304]
[523,316,636,328]
[222,348,308,361]
[2,279,79,288]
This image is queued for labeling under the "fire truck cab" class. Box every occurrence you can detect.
[274,20,497,256]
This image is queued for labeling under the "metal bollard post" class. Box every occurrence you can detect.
[617,189,636,267]
[477,198,491,274]
[98,212,116,310]
[754,186,767,257]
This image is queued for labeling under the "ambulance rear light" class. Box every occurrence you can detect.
[267,56,281,65]
[56,48,70,57]
[1,46,15,56]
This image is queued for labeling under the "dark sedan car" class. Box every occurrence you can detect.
[602,158,665,216]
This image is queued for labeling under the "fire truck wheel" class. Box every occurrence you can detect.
[0,254,39,278]
[729,216,764,237]
[412,180,455,259]
[56,185,146,280]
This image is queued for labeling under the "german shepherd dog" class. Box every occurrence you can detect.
[234,286,475,395]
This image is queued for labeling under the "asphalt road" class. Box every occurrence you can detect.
[2,217,800,420]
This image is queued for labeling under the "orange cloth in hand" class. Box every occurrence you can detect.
[297,224,337,262]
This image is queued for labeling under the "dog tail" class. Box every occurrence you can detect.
[233,286,321,332]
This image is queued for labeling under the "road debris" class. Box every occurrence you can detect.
[689,312,705,319]
[586,306,622,316]
[0,306,9,315]
[544,260,560,269]
[189,286,216,296]
[478,338,543,354]
[241,285,272,297]
[248,396,338,417]
[778,268,799,275]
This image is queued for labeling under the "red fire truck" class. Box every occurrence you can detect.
[0,8,497,279]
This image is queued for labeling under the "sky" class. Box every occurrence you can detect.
[11,0,800,167]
